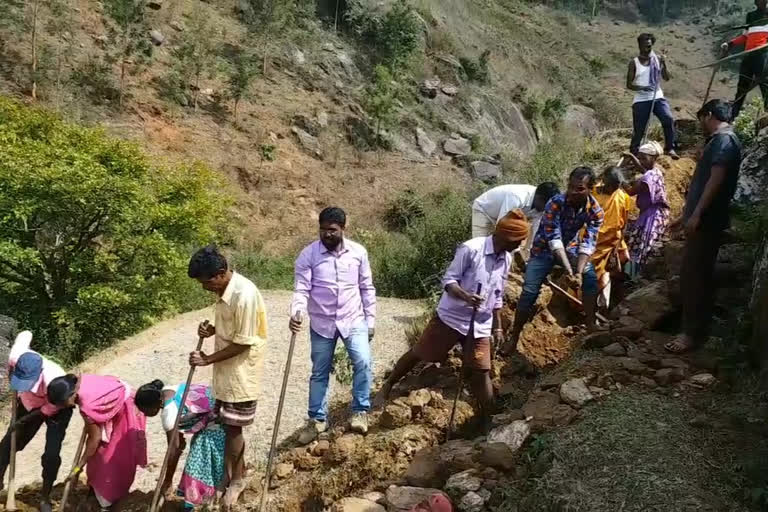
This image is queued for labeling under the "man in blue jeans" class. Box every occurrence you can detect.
[501,167,605,355]
[627,33,679,159]
[290,207,376,444]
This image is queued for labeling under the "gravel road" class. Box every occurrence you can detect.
[10,290,423,491]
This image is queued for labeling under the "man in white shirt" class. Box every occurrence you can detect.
[0,331,71,512]
[471,182,559,254]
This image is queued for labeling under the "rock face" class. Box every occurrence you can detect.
[563,105,600,137]
[735,124,768,203]
[332,497,386,512]
[622,281,676,328]
[470,159,502,182]
[415,128,437,157]
[487,420,530,452]
[385,486,449,511]
[0,315,17,340]
[559,378,594,408]
[443,135,472,156]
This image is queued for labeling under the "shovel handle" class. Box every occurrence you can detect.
[60,425,88,512]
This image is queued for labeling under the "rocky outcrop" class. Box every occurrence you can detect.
[562,105,600,137]
[735,124,768,203]
[751,235,768,375]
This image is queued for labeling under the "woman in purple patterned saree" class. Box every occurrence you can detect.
[624,142,670,271]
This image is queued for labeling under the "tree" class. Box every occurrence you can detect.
[364,65,400,148]
[0,97,230,362]
[170,10,219,111]
[240,0,295,75]
[226,45,259,122]
[46,0,75,105]
[29,0,41,99]
[102,0,153,107]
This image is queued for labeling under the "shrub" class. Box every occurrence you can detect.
[460,50,490,83]
[0,98,231,363]
[383,189,425,230]
[346,0,422,69]
[360,187,471,298]
[70,57,121,104]
[734,96,764,146]
[505,130,585,185]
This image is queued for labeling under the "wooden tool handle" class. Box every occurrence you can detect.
[5,392,17,511]
[60,424,88,512]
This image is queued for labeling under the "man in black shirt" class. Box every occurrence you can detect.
[666,100,742,354]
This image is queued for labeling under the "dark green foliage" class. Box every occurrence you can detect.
[346,0,422,69]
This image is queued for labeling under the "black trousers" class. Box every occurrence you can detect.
[732,50,768,120]
[0,401,73,483]
[680,229,722,344]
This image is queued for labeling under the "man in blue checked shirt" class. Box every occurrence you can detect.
[501,166,605,355]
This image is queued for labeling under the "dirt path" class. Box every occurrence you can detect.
[11,290,423,492]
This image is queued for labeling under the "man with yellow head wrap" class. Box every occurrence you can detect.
[374,210,530,426]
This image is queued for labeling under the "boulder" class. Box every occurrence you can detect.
[385,486,449,511]
[611,316,645,339]
[444,469,482,495]
[405,448,444,488]
[582,331,613,348]
[317,111,329,128]
[470,160,502,183]
[405,388,433,413]
[291,127,323,159]
[332,498,386,512]
[443,136,472,156]
[441,85,459,96]
[654,368,686,386]
[415,128,437,157]
[337,52,359,78]
[538,374,565,390]
[293,49,306,66]
[292,114,320,136]
[735,123,768,203]
[149,30,165,45]
[458,491,485,512]
[522,390,560,419]
[622,281,676,328]
[487,420,530,452]
[274,462,294,479]
[602,342,626,356]
[477,442,515,471]
[170,20,185,31]
[381,401,412,429]
[689,373,716,387]
[563,105,599,137]
[559,378,594,408]
[420,78,441,98]
[614,357,648,375]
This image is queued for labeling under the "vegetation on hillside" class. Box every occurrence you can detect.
[0,97,230,363]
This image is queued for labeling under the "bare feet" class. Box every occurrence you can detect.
[223,479,247,509]
[664,334,696,354]
[373,384,392,408]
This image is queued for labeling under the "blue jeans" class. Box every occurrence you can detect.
[308,321,372,422]
[518,256,598,312]
[630,98,675,153]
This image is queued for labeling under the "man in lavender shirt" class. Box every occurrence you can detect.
[289,207,376,444]
[374,210,530,424]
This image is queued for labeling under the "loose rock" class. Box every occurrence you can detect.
[477,442,514,471]
[291,127,323,159]
[471,160,502,182]
[654,368,686,386]
[170,20,185,31]
[443,135,472,156]
[623,281,676,328]
[539,374,565,390]
[274,462,294,479]
[560,378,595,408]
[327,434,362,463]
[149,29,165,45]
[615,357,648,375]
[660,358,690,370]
[602,342,626,356]
[385,486,449,511]
[147,0,162,9]
[360,492,386,505]
[458,491,485,512]
[689,373,716,387]
[332,497,386,512]
[381,402,412,429]
[441,84,459,96]
[317,111,329,128]
[420,78,441,98]
[406,388,433,409]
[491,409,525,426]
[445,469,482,495]
[312,439,330,457]
[487,420,530,452]
[582,331,613,348]
[611,316,645,339]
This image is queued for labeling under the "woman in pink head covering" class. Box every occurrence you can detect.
[48,374,148,510]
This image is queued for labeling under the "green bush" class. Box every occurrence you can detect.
[734,96,764,146]
[460,50,490,83]
[383,189,425,230]
[359,187,471,298]
[70,57,121,104]
[505,130,585,185]
[0,97,231,363]
[346,0,422,69]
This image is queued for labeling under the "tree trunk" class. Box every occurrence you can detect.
[233,98,239,123]
[334,0,340,32]
[119,57,126,107]
[661,0,667,22]
[30,0,40,100]
[194,72,200,111]
[591,0,598,18]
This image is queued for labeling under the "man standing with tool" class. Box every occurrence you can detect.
[627,33,679,159]
[720,0,768,121]
[0,331,71,512]
[501,167,605,356]
[665,99,742,354]
[187,245,268,508]
[374,210,530,425]
[290,207,376,444]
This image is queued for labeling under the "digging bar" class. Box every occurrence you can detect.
[60,425,87,512]
[5,392,17,511]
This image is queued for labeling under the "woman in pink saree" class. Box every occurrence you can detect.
[47,374,148,510]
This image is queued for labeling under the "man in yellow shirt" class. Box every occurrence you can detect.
[188,245,268,508]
